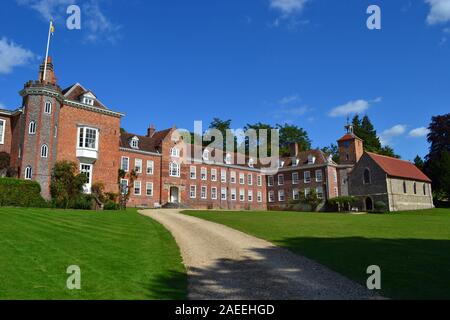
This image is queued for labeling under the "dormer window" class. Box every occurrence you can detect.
[292,158,299,167]
[130,136,139,149]
[307,155,316,165]
[203,149,210,161]
[248,158,255,168]
[82,97,94,106]
[225,153,232,165]
[278,160,285,168]
[81,92,96,106]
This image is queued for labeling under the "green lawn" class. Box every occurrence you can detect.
[183,208,450,300]
[0,208,187,300]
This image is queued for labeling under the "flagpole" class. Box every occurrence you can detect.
[43,20,53,82]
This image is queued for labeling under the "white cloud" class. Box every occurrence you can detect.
[278,94,299,105]
[409,127,430,138]
[16,0,121,43]
[380,124,407,146]
[426,0,450,25]
[329,99,370,117]
[270,0,309,16]
[0,37,35,74]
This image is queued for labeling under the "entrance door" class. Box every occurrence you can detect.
[170,187,179,204]
[365,197,373,211]
[80,163,93,194]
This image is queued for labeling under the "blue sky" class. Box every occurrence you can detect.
[1,0,449,161]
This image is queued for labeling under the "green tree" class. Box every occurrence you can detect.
[208,118,235,151]
[50,161,88,208]
[277,123,312,156]
[243,122,275,156]
[414,155,425,171]
[321,144,339,163]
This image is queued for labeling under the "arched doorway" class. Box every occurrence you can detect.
[170,187,179,204]
[365,197,373,211]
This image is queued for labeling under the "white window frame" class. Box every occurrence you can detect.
[120,179,128,195]
[257,191,262,203]
[78,127,99,151]
[278,174,284,186]
[201,167,207,181]
[230,171,236,184]
[190,166,197,179]
[221,188,227,200]
[211,169,217,182]
[44,101,52,114]
[292,172,299,185]
[268,191,275,203]
[305,188,311,197]
[316,170,323,182]
[169,162,180,177]
[221,170,227,183]
[80,163,93,194]
[130,137,139,149]
[247,174,253,186]
[29,121,36,135]
[278,190,285,202]
[190,185,197,199]
[257,175,262,187]
[231,188,237,201]
[41,144,48,158]
[146,160,154,175]
[293,189,300,201]
[239,173,245,185]
[267,176,274,187]
[146,182,154,197]
[135,159,143,173]
[25,166,32,180]
[0,119,5,145]
[134,181,142,196]
[121,156,129,172]
[239,189,245,202]
[201,186,207,199]
[170,147,180,158]
[211,187,217,200]
[248,190,253,202]
[304,171,311,183]
[316,186,324,199]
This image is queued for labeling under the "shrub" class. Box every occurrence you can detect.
[104,200,120,211]
[0,178,47,208]
[50,161,87,209]
[374,201,388,213]
[91,182,106,203]
[327,196,358,212]
[70,195,95,210]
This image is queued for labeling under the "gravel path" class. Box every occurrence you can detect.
[140,209,381,300]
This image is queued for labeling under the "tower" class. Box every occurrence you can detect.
[18,57,62,198]
[337,123,364,165]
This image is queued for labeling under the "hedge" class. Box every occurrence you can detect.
[0,178,47,208]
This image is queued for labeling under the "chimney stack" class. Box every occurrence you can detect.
[38,57,57,85]
[147,124,155,137]
[289,142,300,157]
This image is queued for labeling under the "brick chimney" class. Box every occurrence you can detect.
[289,142,300,157]
[38,57,57,85]
[147,124,156,137]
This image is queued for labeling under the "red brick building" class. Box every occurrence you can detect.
[0,58,387,210]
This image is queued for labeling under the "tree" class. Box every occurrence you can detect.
[379,146,400,159]
[50,161,88,208]
[208,118,235,151]
[321,144,339,163]
[118,168,137,209]
[277,123,312,156]
[414,155,424,171]
[243,122,275,156]
[426,113,450,161]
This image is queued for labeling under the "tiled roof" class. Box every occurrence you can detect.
[279,149,328,167]
[120,129,172,153]
[338,133,362,142]
[367,152,432,182]
[62,83,108,109]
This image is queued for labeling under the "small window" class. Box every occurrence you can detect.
[201,186,207,199]
[146,160,154,175]
[230,171,236,183]
[41,144,48,158]
[146,182,153,197]
[120,179,128,195]
[0,119,5,144]
[304,171,311,183]
[169,162,180,177]
[190,185,196,199]
[363,168,371,184]
[221,170,227,183]
[248,190,253,202]
[308,155,316,165]
[257,175,262,187]
[121,157,129,172]
[403,181,407,194]
[44,101,52,114]
[135,159,142,173]
[201,167,207,180]
[316,170,323,182]
[278,174,284,186]
[316,187,324,199]
[414,182,417,195]
[293,189,300,201]
[278,190,285,202]
[130,137,139,149]
[423,184,427,196]
[29,121,37,135]
[211,187,217,200]
[231,188,237,201]
[78,127,98,150]
[25,166,33,180]
[211,169,217,182]
[267,176,274,187]
[257,191,262,203]
[190,166,197,179]
[170,148,180,157]
[134,181,141,196]
[239,189,245,202]
[292,172,299,185]
[268,191,275,203]
[239,173,245,185]
[221,187,227,200]
[247,174,253,186]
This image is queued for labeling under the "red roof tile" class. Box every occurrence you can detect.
[338,133,362,142]
[367,152,431,182]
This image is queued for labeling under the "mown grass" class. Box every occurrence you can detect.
[0,207,187,300]
[183,208,450,299]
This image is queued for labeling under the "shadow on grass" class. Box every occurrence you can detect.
[273,236,450,300]
[144,270,188,300]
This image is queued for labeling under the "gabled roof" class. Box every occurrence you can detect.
[279,149,328,168]
[367,152,432,183]
[338,133,363,142]
[120,129,172,153]
[62,83,107,109]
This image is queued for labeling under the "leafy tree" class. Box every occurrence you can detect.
[50,161,88,208]
[208,118,235,151]
[118,168,137,209]
[379,146,400,159]
[321,144,339,163]
[277,123,312,156]
[426,113,450,161]
[414,155,425,171]
[243,122,274,156]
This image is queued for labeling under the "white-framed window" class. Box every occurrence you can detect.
[211,169,217,182]
[239,173,245,185]
[130,137,139,149]
[293,189,300,201]
[248,190,253,202]
[80,163,93,193]
[134,181,141,196]
[201,167,207,180]
[304,171,311,183]
[146,182,154,197]
[169,162,180,177]
[292,172,299,185]
[316,170,323,182]
[44,101,52,114]
[170,147,180,157]
[0,119,5,144]
[25,166,32,180]
[231,188,237,201]
[305,188,311,197]
[267,176,274,187]
[190,166,197,179]
[257,175,262,187]
[190,185,197,199]
[247,174,253,186]
[230,171,236,183]
[135,159,142,173]
[83,97,94,106]
[268,191,275,203]
[278,174,284,186]
[316,187,324,199]
[146,160,154,175]
[78,127,98,150]
[239,189,245,202]
[221,187,227,200]
[201,186,207,199]
[121,156,129,172]
[221,170,227,183]
[278,190,285,202]
[29,121,36,135]
[41,144,48,158]
[308,155,316,165]
[120,179,128,195]
[257,191,262,203]
[211,187,217,200]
